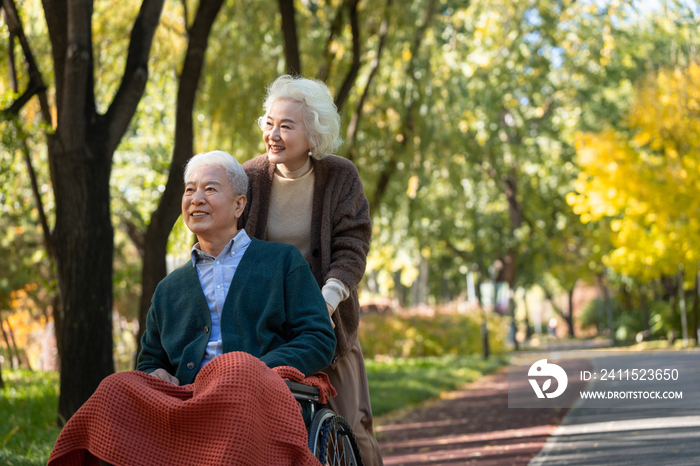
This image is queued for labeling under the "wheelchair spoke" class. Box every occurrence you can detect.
[308,408,363,466]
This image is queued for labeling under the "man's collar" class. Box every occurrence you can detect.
[190,229,251,267]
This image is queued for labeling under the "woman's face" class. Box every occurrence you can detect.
[263,99,311,172]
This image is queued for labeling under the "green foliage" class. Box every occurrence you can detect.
[0,119,53,317]
[358,310,509,358]
[579,295,682,343]
[0,370,60,465]
[647,300,679,339]
[366,354,508,418]
[614,311,644,343]
[580,297,607,331]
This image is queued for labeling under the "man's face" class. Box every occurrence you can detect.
[181,165,241,244]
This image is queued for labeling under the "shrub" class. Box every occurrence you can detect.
[358,307,508,358]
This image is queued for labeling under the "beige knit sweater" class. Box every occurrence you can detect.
[267,158,349,311]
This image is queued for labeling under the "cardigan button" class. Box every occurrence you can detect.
[204,325,209,333]
[187,362,195,370]
[312,248,320,257]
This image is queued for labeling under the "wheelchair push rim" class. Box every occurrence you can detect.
[308,408,363,466]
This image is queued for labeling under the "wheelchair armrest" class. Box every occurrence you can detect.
[285,381,320,403]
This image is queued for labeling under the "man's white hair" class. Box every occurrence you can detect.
[183,150,248,195]
[257,75,343,159]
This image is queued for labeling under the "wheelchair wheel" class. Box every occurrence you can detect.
[308,408,363,466]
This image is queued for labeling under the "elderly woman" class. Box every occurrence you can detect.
[242,76,383,465]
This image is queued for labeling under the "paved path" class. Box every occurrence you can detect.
[376,347,700,465]
[529,349,700,466]
[376,359,590,465]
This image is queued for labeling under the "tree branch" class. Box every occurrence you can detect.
[1,0,52,124]
[542,284,570,319]
[42,0,67,113]
[369,0,437,213]
[18,129,54,258]
[346,0,392,160]
[444,238,471,262]
[125,220,145,258]
[104,0,165,155]
[181,0,190,36]
[318,0,347,81]
[277,0,301,75]
[8,27,18,92]
[333,0,361,113]
[1,81,45,116]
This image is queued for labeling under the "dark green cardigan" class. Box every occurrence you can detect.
[136,238,336,385]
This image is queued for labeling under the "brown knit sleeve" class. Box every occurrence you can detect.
[325,164,372,290]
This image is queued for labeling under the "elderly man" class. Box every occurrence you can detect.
[136,150,336,382]
[48,151,336,466]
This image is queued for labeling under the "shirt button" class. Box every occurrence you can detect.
[187,362,195,370]
[217,285,221,289]
[204,326,209,333]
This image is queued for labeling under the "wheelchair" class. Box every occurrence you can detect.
[286,381,364,466]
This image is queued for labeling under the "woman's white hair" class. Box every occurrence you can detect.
[183,150,248,195]
[257,75,343,159]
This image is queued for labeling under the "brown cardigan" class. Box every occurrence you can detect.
[241,154,372,358]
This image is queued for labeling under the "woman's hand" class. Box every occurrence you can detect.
[149,368,180,385]
[326,302,336,329]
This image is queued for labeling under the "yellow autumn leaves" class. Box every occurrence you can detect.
[568,63,700,282]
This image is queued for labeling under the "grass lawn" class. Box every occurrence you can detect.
[1,370,61,466]
[366,354,508,418]
[0,354,507,463]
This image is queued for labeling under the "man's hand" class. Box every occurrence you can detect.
[149,368,180,385]
[326,302,336,328]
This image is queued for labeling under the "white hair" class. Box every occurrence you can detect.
[183,150,248,195]
[257,75,343,159]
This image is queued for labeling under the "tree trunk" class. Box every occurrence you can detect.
[603,275,614,345]
[5,319,31,370]
[134,0,225,363]
[51,134,116,422]
[640,284,650,333]
[41,0,165,423]
[678,269,688,344]
[694,272,700,342]
[345,0,392,161]
[1,320,18,369]
[277,0,301,75]
[393,270,406,308]
[566,286,576,338]
[333,0,361,113]
[542,286,574,338]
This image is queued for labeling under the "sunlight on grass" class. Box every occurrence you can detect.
[366,354,507,418]
[1,370,60,466]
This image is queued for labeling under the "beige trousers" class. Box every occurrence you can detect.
[323,338,384,466]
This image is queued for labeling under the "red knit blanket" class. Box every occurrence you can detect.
[48,352,335,466]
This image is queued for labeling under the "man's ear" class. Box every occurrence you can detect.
[234,194,247,219]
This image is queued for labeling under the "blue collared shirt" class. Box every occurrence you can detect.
[190,229,251,369]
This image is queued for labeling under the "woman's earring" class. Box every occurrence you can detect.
[308,149,312,156]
